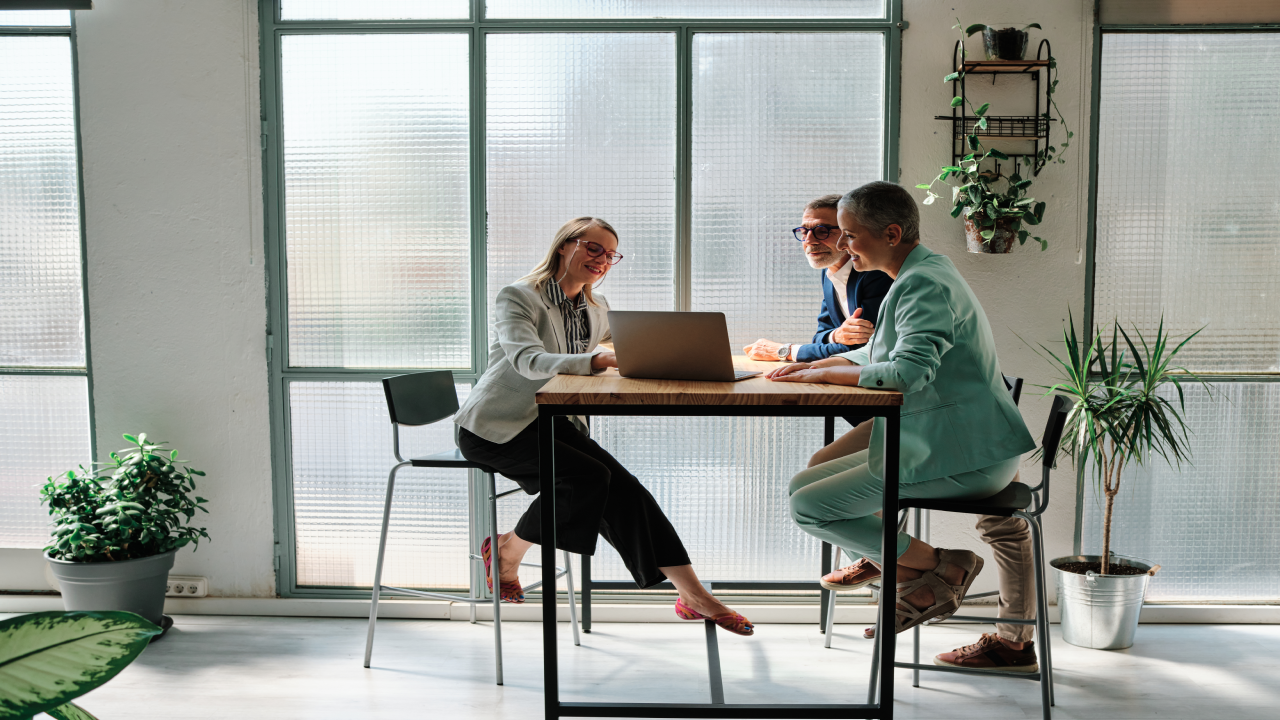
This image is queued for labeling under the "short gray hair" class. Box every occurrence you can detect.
[838,181,920,244]
[803,194,843,213]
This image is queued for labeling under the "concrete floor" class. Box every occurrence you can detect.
[50,616,1280,719]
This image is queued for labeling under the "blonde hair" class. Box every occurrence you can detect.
[519,216,619,307]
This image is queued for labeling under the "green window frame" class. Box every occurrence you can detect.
[259,0,905,598]
[1079,11,1280,602]
[0,11,96,549]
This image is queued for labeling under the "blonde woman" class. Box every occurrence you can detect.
[454,217,753,636]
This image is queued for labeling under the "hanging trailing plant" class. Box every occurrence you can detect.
[916,20,1074,252]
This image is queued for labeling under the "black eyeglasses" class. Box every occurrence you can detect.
[578,239,624,265]
[792,224,840,242]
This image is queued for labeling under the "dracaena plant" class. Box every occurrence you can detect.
[41,433,210,563]
[916,19,1074,251]
[1031,313,1207,574]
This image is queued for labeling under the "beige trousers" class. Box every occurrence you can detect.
[812,422,1036,642]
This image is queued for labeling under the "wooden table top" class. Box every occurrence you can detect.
[535,356,903,408]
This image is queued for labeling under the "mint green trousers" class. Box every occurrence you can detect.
[788,449,1021,563]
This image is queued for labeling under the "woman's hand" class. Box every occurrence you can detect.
[766,361,813,379]
[590,351,618,371]
[767,356,861,385]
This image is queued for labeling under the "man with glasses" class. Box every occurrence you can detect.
[743,194,892,366]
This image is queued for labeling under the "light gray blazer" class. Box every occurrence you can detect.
[454,280,612,444]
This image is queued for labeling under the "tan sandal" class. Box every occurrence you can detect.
[893,549,983,634]
[929,548,985,623]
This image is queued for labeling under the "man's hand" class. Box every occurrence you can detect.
[590,351,618,371]
[743,338,786,361]
[831,307,875,346]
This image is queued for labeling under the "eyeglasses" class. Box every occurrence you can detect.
[792,224,840,242]
[578,239,624,265]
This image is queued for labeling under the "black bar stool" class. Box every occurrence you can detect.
[362,371,579,685]
[855,394,1070,720]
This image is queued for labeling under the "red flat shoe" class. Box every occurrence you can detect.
[481,535,525,604]
[674,597,754,636]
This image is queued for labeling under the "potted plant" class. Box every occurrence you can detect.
[967,22,1042,61]
[1033,314,1207,649]
[916,20,1073,253]
[42,433,209,632]
[0,611,161,719]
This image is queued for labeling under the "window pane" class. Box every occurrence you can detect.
[691,32,884,348]
[1094,34,1280,373]
[0,375,91,548]
[1082,382,1280,602]
[585,416,830,582]
[281,1,469,20]
[0,11,70,27]
[290,381,474,589]
[282,34,471,369]
[487,0,884,19]
[486,33,676,323]
[0,37,85,369]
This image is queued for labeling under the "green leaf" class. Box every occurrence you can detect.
[915,183,932,189]
[1023,23,1042,31]
[951,96,964,107]
[976,117,988,131]
[965,23,987,35]
[950,204,965,218]
[966,134,980,151]
[944,72,960,83]
[0,611,160,719]
[121,434,138,445]
[46,701,101,720]
[989,149,1009,160]
[975,102,990,117]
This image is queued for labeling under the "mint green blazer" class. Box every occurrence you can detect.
[840,244,1035,484]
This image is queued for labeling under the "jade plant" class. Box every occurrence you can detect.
[916,20,1073,252]
[41,433,209,563]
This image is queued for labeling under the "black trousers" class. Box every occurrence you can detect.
[457,417,691,589]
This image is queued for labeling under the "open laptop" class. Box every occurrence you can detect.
[607,311,762,382]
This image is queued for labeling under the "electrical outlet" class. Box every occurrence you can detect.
[165,575,208,598]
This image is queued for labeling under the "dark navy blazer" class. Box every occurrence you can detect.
[793,266,893,362]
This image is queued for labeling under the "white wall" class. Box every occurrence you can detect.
[3,0,1092,602]
[899,0,1093,597]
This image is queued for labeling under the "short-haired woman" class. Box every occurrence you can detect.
[770,182,1036,634]
[455,217,753,636]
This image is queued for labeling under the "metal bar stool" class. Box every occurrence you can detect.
[363,371,580,685]
[849,394,1069,720]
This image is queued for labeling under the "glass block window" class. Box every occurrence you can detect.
[267,4,895,593]
[486,33,677,327]
[1082,383,1280,602]
[1090,32,1280,603]
[0,11,70,27]
[0,376,91,548]
[281,1,469,20]
[486,1,885,19]
[1094,34,1280,373]
[0,33,91,550]
[282,34,471,369]
[691,32,885,348]
[290,381,474,589]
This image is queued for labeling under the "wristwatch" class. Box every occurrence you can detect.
[776,344,792,361]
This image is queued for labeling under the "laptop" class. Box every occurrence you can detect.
[607,311,762,382]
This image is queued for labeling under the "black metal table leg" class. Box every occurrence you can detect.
[879,410,900,720]
[818,416,837,633]
[539,413,560,720]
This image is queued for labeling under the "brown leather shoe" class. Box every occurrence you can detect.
[934,633,1038,673]
[820,558,881,591]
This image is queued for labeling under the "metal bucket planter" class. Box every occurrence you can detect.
[1052,554,1153,650]
[963,212,1017,254]
[46,550,175,626]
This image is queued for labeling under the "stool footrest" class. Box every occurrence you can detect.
[377,585,487,604]
[942,615,1036,625]
[894,661,1040,681]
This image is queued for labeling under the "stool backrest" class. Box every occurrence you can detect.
[382,371,459,427]
[1002,374,1024,405]
[1029,394,1072,515]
